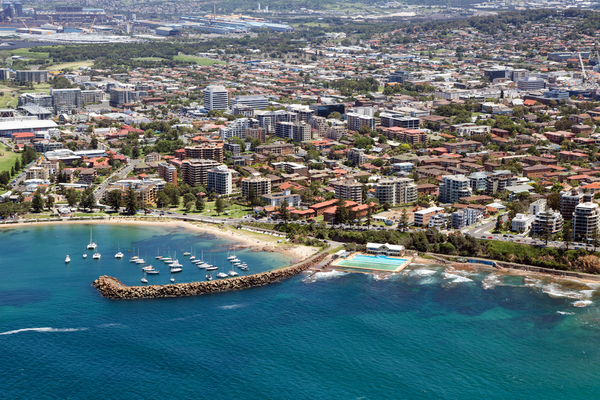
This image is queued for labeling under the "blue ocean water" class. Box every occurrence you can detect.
[2,224,600,399]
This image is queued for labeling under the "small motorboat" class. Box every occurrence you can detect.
[115,252,124,259]
[240,266,249,271]
[170,278,175,283]
[141,278,148,284]
[82,254,87,259]
[183,251,191,256]
[206,274,213,281]
[92,252,101,260]
[65,255,71,263]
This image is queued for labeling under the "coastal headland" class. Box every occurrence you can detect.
[93,251,330,299]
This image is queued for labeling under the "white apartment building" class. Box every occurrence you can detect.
[203,85,229,111]
[207,165,233,195]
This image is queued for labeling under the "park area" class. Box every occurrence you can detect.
[0,144,19,173]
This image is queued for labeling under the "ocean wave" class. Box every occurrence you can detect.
[304,270,348,282]
[482,273,502,290]
[97,323,123,328]
[443,271,473,283]
[557,311,575,315]
[573,300,593,307]
[0,327,88,336]
[411,269,437,277]
[542,283,593,300]
[219,304,245,310]
[419,277,439,285]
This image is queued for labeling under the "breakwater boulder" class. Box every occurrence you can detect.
[93,252,329,300]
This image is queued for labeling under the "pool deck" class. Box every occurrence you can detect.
[331,252,414,273]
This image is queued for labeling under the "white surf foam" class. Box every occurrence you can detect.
[557,311,575,315]
[310,270,348,281]
[419,277,439,285]
[411,269,437,277]
[219,304,245,310]
[542,283,591,300]
[443,271,473,283]
[482,273,502,290]
[0,327,88,336]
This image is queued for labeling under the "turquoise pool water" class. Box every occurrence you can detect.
[338,254,407,271]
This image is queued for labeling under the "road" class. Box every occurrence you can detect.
[94,161,136,201]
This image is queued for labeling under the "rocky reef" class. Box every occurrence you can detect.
[93,252,329,300]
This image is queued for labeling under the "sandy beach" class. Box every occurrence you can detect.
[0,217,317,263]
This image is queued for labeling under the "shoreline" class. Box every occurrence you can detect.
[0,216,317,263]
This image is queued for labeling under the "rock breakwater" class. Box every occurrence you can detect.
[93,252,329,300]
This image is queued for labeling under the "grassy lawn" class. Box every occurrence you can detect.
[49,60,93,70]
[0,144,19,173]
[23,213,53,219]
[0,82,53,107]
[73,212,106,217]
[173,54,226,65]
[132,57,167,61]
[169,200,252,219]
[9,48,52,60]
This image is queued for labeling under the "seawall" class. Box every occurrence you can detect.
[93,252,329,300]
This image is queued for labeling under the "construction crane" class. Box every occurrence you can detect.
[579,52,587,82]
[82,16,96,34]
[20,18,31,34]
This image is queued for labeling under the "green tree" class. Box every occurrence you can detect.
[215,197,226,215]
[65,189,80,207]
[400,208,409,232]
[125,186,138,215]
[195,195,205,212]
[562,220,572,250]
[106,190,123,211]
[45,194,54,210]
[495,215,503,233]
[0,171,8,185]
[382,202,391,211]
[157,191,170,208]
[90,136,98,150]
[79,187,95,211]
[334,198,349,224]
[279,199,290,222]
[14,158,21,171]
[547,192,560,211]
[183,193,195,211]
[31,193,44,213]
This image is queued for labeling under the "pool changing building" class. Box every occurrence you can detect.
[366,243,406,257]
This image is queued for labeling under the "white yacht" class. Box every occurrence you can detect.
[217,272,228,279]
[141,277,148,284]
[228,270,239,277]
[206,274,213,281]
[93,252,101,260]
[205,265,218,271]
[170,267,183,273]
[142,266,155,271]
[87,229,97,250]
[146,269,159,275]
[135,258,145,264]
[65,255,71,263]
[115,243,124,259]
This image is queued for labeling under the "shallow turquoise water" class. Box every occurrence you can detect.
[2,224,600,399]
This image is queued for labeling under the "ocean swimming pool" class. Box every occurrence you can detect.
[337,254,408,271]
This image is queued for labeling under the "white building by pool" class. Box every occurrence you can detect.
[366,243,406,257]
